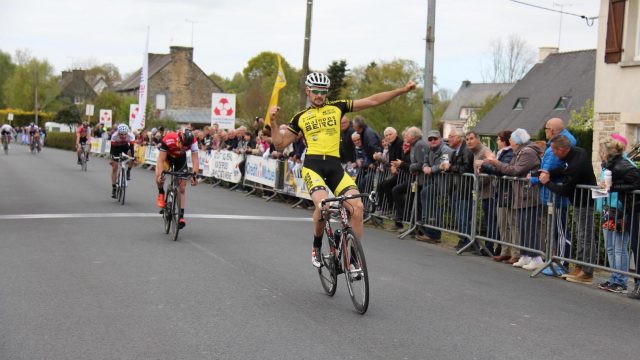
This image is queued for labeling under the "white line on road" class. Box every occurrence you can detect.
[0,213,312,222]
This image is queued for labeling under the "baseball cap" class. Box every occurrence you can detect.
[427,130,441,138]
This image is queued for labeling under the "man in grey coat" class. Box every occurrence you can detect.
[390,126,427,231]
[416,130,452,242]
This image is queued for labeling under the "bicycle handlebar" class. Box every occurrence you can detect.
[320,193,370,207]
[162,170,196,179]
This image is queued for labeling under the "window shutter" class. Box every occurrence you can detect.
[605,0,626,64]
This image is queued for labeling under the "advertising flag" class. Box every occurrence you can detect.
[129,104,139,128]
[264,55,287,130]
[132,28,149,131]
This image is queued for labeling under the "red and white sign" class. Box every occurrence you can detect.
[99,109,112,129]
[211,93,236,130]
[129,104,140,129]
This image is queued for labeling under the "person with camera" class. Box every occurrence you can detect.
[596,135,640,293]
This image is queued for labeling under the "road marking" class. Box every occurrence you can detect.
[0,213,312,222]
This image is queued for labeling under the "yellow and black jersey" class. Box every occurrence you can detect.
[287,100,353,158]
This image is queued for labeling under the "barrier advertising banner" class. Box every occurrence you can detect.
[90,139,101,153]
[211,150,243,183]
[244,155,278,187]
[211,93,236,130]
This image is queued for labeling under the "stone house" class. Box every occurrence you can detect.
[115,46,223,124]
[441,80,513,138]
[593,0,640,164]
[57,69,98,105]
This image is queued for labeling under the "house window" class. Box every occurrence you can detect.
[74,96,83,105]
[459,107,477,120]
[554,96,572,110]
[156,94,166,110]
[513,98,528,110]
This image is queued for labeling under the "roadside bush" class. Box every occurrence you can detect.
[44,132,76,151]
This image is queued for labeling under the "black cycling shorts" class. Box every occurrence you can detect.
[302,156,357,195]
[110,144,133,160]
[165,155,187,172]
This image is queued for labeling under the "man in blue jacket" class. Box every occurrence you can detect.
[530,118,576,274]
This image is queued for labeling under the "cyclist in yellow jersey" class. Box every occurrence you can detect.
[270,72,416,267]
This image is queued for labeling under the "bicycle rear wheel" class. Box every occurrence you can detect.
[171,190,181,241]
[343,229,369,314]
[318,236,338,296]
[163,191,173,234]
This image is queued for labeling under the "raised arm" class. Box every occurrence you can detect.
[352,80,416,112]
[269,106,298,151]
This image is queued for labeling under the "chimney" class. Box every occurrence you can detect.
[462,80,471,88]
[170,46,194,63]
[538,47,558,63]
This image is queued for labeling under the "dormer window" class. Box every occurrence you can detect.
[554,96,572,110]
[513,98,528,110]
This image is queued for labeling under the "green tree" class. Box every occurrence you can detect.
[2,50,59,112]
[326,59,348,100]
[343,59,423,133]
[0,50,16,108]
[54,104,82,126]
[237,52,300,126]
[568,98,594,130]
[84,63,122,87]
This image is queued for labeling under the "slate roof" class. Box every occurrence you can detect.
[441,81,513,122]
[115,53,172,91]
[159,108,211,124]
[473,49,596,136]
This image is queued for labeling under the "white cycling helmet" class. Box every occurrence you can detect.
[117,124,129,134]
[305,72,330,88]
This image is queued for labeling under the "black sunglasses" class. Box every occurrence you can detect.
[427,137,439,141]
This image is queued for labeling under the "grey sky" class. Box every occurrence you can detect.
[0,0,600,93]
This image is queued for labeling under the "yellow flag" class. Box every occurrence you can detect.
[264,55,286,131]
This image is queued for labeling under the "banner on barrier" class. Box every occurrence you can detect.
[90,138,101,153]
[281,159,311,200]
[211,150,243,183]
[186,150,207,173]
[245,155,277,187]
[135,145,147,164]
[145,146,158,166]
[104,139,111,154]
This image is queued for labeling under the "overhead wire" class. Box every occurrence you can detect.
[509,0,597,26]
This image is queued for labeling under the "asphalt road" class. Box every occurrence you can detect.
[1,145,639,360]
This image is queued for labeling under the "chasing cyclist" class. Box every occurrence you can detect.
[1,123,13,151]
[109,124,135,198]
[76,121,92,164]
[28,123,41,152]
[269,72,416,267]
[155,128,199,229]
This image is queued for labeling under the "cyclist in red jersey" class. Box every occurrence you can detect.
[155,129,199,229]
[76,122,91,164]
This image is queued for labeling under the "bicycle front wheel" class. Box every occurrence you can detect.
[171,190,181,241]
[318,237,338,296]
[163,191,173,234]
[343,229,369,314]
[119,169,126,205]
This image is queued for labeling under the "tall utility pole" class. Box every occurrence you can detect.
[422,0,436,136]
[34,67,39,126]
[299,0,313,109]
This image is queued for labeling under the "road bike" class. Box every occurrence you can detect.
[2,134,10,155]
[30,136,41,154]
[161,170,194,241]
[79,142,91,171]
[113,154,133,205]
[317,193,371,314]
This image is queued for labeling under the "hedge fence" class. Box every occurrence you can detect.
[0,109,55,127]
[44,132,76,151]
